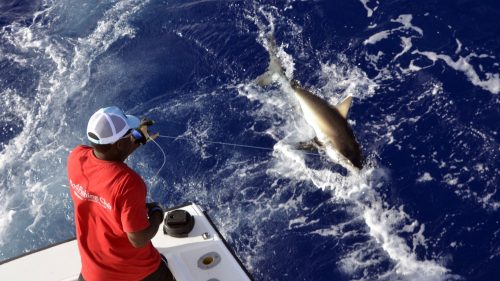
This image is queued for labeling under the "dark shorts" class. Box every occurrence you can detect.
[78,255,174,281]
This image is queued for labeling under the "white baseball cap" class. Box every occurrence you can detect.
[87,106,140,144]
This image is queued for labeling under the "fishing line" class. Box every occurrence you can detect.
[150,137,167,178]
[149,134,321,180]
[157,134,322,156]
[157,134,276,152]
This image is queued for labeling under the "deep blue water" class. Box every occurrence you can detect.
[0,1,499,280]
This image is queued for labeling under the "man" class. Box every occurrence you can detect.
[67,106,174,281]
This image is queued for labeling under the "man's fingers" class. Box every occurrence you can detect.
[140,119,154,127]
[148,132,159,141]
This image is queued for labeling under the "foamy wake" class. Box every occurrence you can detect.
[272,141,454,280]
[0,0,149,253]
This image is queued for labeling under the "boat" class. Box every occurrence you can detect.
[0,203,255,281]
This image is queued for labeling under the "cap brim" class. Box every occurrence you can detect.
[126,114,141,129]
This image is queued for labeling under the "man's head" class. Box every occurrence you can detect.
[87,106,142,161]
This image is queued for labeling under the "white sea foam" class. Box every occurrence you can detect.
[479,193,500,211]
[319,58,378,101]
[363,12,499,95]
[363,14,425,82]
[392,15,423,36]
[359,0,374,17]
[270,146,453,280]
[394,37,413,61]
[364,14,422,47]
[417,172,433,182]
[455,39,462,54]
[443,173,459,186]
[364,30,391,45]
[363,201,448,280]
[414,50,500,94]
[0,0,150,256]
[0,205,16,246]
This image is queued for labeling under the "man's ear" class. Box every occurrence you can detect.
[113,140,124,151]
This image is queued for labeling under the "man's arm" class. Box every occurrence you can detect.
[126,211,163,248]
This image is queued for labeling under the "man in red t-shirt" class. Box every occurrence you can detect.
[67,106,174,281]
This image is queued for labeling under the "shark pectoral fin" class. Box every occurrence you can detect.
[336,96,353,119]
[290,79,302,90]
[295,137,323,152]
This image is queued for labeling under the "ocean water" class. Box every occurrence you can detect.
[0,0,499,280]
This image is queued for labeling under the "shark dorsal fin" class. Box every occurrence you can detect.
[336,96,353,119]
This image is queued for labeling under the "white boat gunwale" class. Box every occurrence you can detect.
[0,237,76,266]
[0,202,256,281]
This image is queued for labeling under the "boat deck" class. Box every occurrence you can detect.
[0,203,253,281]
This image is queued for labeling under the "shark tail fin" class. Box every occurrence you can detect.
[336,96,353,119]
[255,55,285,86]
[255,34,286,86]
[255,71,275,86]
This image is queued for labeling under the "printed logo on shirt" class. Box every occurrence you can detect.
[70,179,112,210]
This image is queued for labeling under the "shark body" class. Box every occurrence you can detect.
[256,36,364,169]
[291,81,363,169]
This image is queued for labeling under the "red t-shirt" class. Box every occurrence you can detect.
[67,145,160,281]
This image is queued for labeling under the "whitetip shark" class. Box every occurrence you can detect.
[255,36,364,170]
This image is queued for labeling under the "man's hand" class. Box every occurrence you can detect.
[139,119,159,142]
[146,202,164,222]
[126,202,165,248]
[140,119,154,127]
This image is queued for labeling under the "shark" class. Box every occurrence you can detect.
[255,36,364,170]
